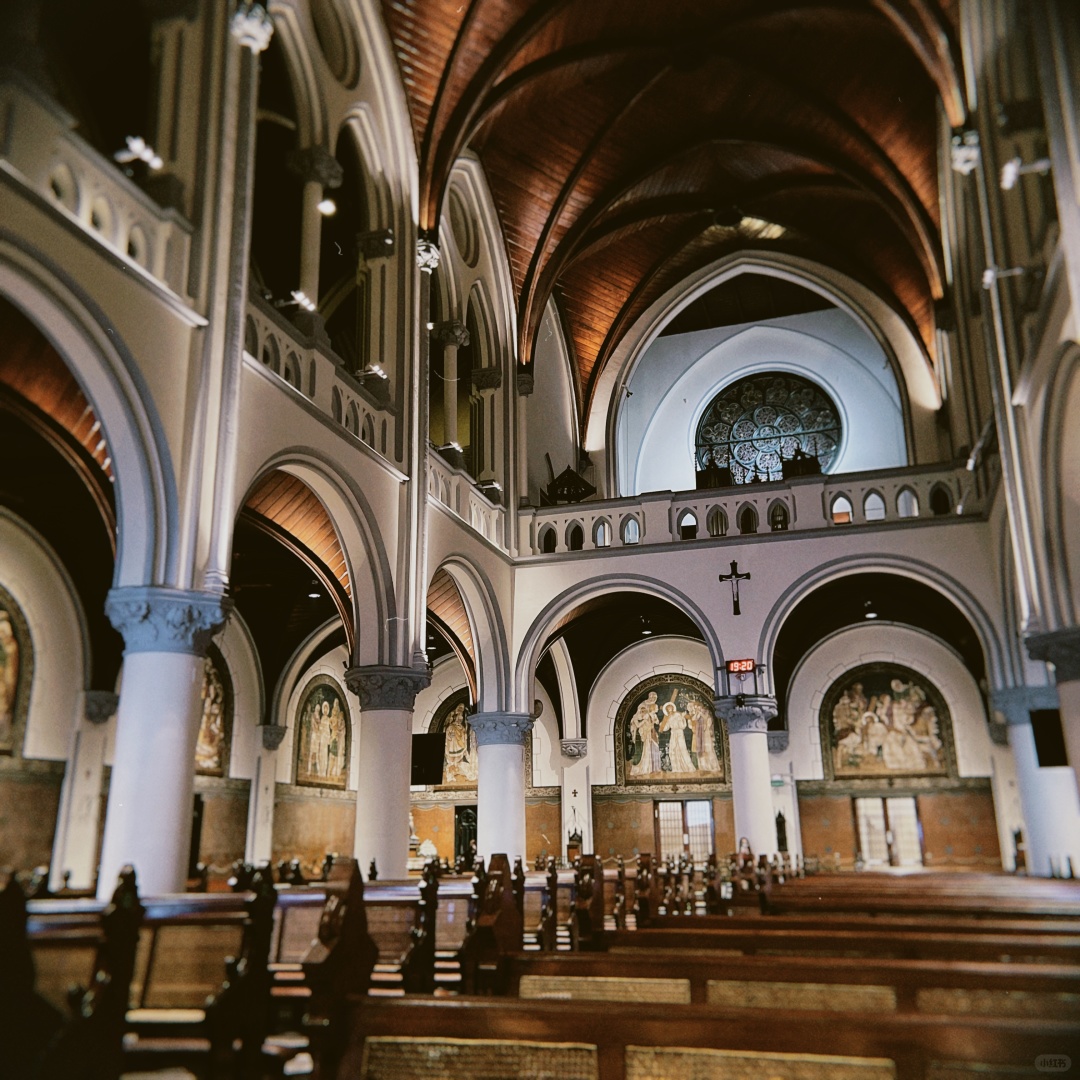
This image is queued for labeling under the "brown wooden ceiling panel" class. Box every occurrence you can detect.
[427,567,476,672]
[244,470,351,597]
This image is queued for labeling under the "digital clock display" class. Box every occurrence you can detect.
[726,658,756,673]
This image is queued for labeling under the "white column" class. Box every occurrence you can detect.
[470,712,533,863]
[1027,628,1080,796]
[291,145,343,318]
[515,369,533,508]
[559,741,592,858]
[345,666,430,880]
[50,691,117,892]
[97,588,229,898]
[245,723,285,865]
[716,695,779,857]
[432,321,469,456]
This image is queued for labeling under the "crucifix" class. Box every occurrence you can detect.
[718,560,751,616]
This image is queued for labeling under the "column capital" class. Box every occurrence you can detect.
[230,2,273,51]
[416,237,441,274]
[990,684,1060,725]
[560,738,588,759]
[84,690,118,725]
[105,587,230,657]
[287,145,344,188]
[344,665,430,710]
[950,130,979,175]
[1025,627,1080,683]
[431,320,470,348]
[472,366,503,391]
[469,711,533,747]
[260,724,288,751]
[714,694,777,734]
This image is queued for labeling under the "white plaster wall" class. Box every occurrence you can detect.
[527,300,579,504]
[277,645,359,790]
[0,510,88,761]
[215,614,264,782]
[622,309,906,496]
[1059,365,1080,618]
[589,636,714,786]
[531,681,561,788]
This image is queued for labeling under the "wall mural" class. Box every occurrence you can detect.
[616,674,725,785]
[0,586,31,756]
[294,675,350,789]
[820,663,954,780]
[431,688,477,787]
[195,647,232,777]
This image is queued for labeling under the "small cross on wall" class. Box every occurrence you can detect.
[571,789,578,798]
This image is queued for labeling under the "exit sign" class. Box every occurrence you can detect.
[726,658,755,674]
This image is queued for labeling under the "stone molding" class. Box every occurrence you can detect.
[431,320,470,348]
[344,665,430,710]
[260,724,288,751]
[230,2,274,51]
[990,684,1060,726]
[471,366,503,391]
[469,711,533,747]
[287,145,344,188]
[105,587,230,657]
[416,238,441,274]
[1025,627,1080,683]
[714,694,778,734]
[84,691,118,725]
[560,738,588,759]
[766,731,789,754]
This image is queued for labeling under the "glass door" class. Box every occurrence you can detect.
[655,800,714,863]
[854,796,923,867]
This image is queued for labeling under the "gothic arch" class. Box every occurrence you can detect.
[514,575,725,714]
[0,236,177,588]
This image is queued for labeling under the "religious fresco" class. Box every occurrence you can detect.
[195,648,232,777]
[0,587,31,756]
[617,674,724,785]
[294,675,350,789]
[431,688,478,788]
[820,664,953,780]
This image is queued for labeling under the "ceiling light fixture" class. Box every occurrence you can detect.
[317,197,337,216]
[863,599,878,620]
[1000,156,1051,191]
[114,135,163,170]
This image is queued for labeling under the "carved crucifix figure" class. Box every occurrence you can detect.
[718,560,751,616]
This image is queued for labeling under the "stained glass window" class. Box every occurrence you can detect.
[695,373,841,484]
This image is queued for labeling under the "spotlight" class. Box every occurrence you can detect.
[114,135,163,171]
[863,600,878,620]
[640,617,653,637]
[290,289,317,312]
[317,198,337,216]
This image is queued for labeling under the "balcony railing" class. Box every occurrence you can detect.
[427,448,504,547]
[518,458,998,556]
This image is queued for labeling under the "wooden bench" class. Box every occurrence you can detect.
[456,854,523,993]
[3,866,142,1079]
[331,995,1080,1080]
[362,863,438,994]
[521,859,558,951]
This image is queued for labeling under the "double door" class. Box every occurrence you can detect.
[854,796,923,867]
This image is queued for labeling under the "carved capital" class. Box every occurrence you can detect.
[344,665,430,710]
[950,131,979,176]
[990,685,1060,726]
[469,711,533,747]
[714,694,777,735]
[516,369,534,397]
[472,366,502,391]
[560,738,588,759]
[260,724,287,751]
[105,587,230,657]
[431,320,470,348]
[766,730,789,754]
[1025,627,1080,683]
[287,145,343,188]
[230,2,273,51]
[85,691,118,725]
[416,238,441,274]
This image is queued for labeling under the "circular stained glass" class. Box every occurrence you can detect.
[695,373,841,484]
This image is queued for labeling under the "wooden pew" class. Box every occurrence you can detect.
[359,862,438,994]
[457,854,523,993]
[573,854,605,950]
[332,995,1080,1080]
[121,865,277,1079]
[3,866,142,1080]
[521,858,557,951]
[501,949,1080,1019]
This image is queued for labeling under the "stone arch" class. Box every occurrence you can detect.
[514,575,725,715]
[757,555,1008,695]
[430,556,511,714]
[0,237,177,587]
[237,449,396,668]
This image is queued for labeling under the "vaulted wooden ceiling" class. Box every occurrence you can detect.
[381,0,963,426]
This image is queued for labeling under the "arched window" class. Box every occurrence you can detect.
[677,509,698,541]
[696,372,841,485]
[621,517,641,545]
[707,507,727,537]
[539,526,557,553]
[566,523,584,551]
[769,501,789,531]
[831,494,853,524]
[738,505,757,535]
[929,484,952,516]
[863,491,886,521]
[361,415,376,447]
[594,520,611,548]
[897,487,919,518]
[331,387,343,424]
[262,336,280,374]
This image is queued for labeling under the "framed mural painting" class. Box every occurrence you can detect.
[0,584,32,756]
[820,663,955,781]
[616,674,725,786]
[195,647,232,777]
[430,687,477,788]
[294,675,350,789]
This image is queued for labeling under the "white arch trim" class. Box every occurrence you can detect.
[0,235,177,587]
